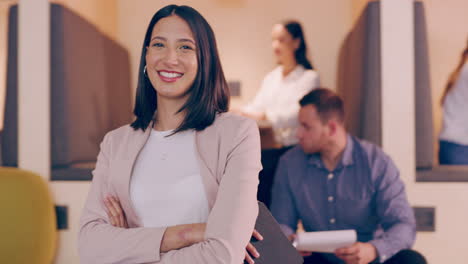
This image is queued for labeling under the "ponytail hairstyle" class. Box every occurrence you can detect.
[282,20,314,70]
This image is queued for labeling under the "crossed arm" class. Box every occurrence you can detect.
[103,196,262,264]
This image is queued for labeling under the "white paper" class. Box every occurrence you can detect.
[293,230,357,253]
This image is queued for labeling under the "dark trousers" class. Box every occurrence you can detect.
[257,146,293,208]
[303,249,427,264]
[439,140,468,165]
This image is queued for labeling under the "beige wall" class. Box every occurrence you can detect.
[51,0,118,40]
[351,0,374,22]
[50,182,90,264]
[0,1,15,130]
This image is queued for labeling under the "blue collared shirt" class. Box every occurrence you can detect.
[270,135,416,263]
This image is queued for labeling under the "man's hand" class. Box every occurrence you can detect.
[335,242,377,264]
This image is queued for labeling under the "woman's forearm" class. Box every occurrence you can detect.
[160,223,206,253]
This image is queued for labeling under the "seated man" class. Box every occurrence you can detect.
[270,88,426,264]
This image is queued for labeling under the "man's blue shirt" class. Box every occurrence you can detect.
[270,135,416,263]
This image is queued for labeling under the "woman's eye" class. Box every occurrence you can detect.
[180,45,194,50]
[152,42,164,48]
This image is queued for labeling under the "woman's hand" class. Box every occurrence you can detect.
[244,229,263,264]
[104,196,128,228]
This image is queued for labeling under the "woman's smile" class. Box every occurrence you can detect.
[158,70,184,83]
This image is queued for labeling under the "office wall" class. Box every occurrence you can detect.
[0,2,14,130]
[51,0,118,40]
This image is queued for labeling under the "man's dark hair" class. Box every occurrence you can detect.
[299,88,344,124]
[131,5,229,132]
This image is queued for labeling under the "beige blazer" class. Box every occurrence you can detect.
[78,113,262,264]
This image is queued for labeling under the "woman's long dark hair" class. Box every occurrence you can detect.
[283,20,313,70]
[131,5,229,132]
[441,40,468,105]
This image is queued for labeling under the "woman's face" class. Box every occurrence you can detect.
[145,15,198,102]
[271,24,299,65]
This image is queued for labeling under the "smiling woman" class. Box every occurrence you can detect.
[145,15,198,103]
[78,5,262,264]
[131,5,229,133]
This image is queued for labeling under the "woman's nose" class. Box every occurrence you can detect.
[163,48,179,65]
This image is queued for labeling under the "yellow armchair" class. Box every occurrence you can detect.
[0,167,57,264]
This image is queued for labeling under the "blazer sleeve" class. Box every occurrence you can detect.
[155,118,262,264]
[78,132,168,264]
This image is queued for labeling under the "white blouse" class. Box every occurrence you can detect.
[440,62,468,145]
[243,65,320,146]
[130,129,209,228]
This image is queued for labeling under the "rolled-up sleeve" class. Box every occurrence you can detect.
[369,158,416,263]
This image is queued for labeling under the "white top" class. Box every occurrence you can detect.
[130,129,209,228]
[440,62,468,145]
[243,65,320,146]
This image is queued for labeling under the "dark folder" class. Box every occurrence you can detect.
[245,202,303,264]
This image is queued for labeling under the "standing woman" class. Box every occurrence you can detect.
[78,5,262,264]
[238,21,319,207]
[439,40,468,165]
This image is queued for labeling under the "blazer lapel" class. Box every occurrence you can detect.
[118,125,152,227]
[195,129,220,211]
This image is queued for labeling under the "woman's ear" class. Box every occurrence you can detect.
[293,38,300,51]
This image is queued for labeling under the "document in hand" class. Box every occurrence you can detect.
[245,202,303,264]
[293,229,357,253]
